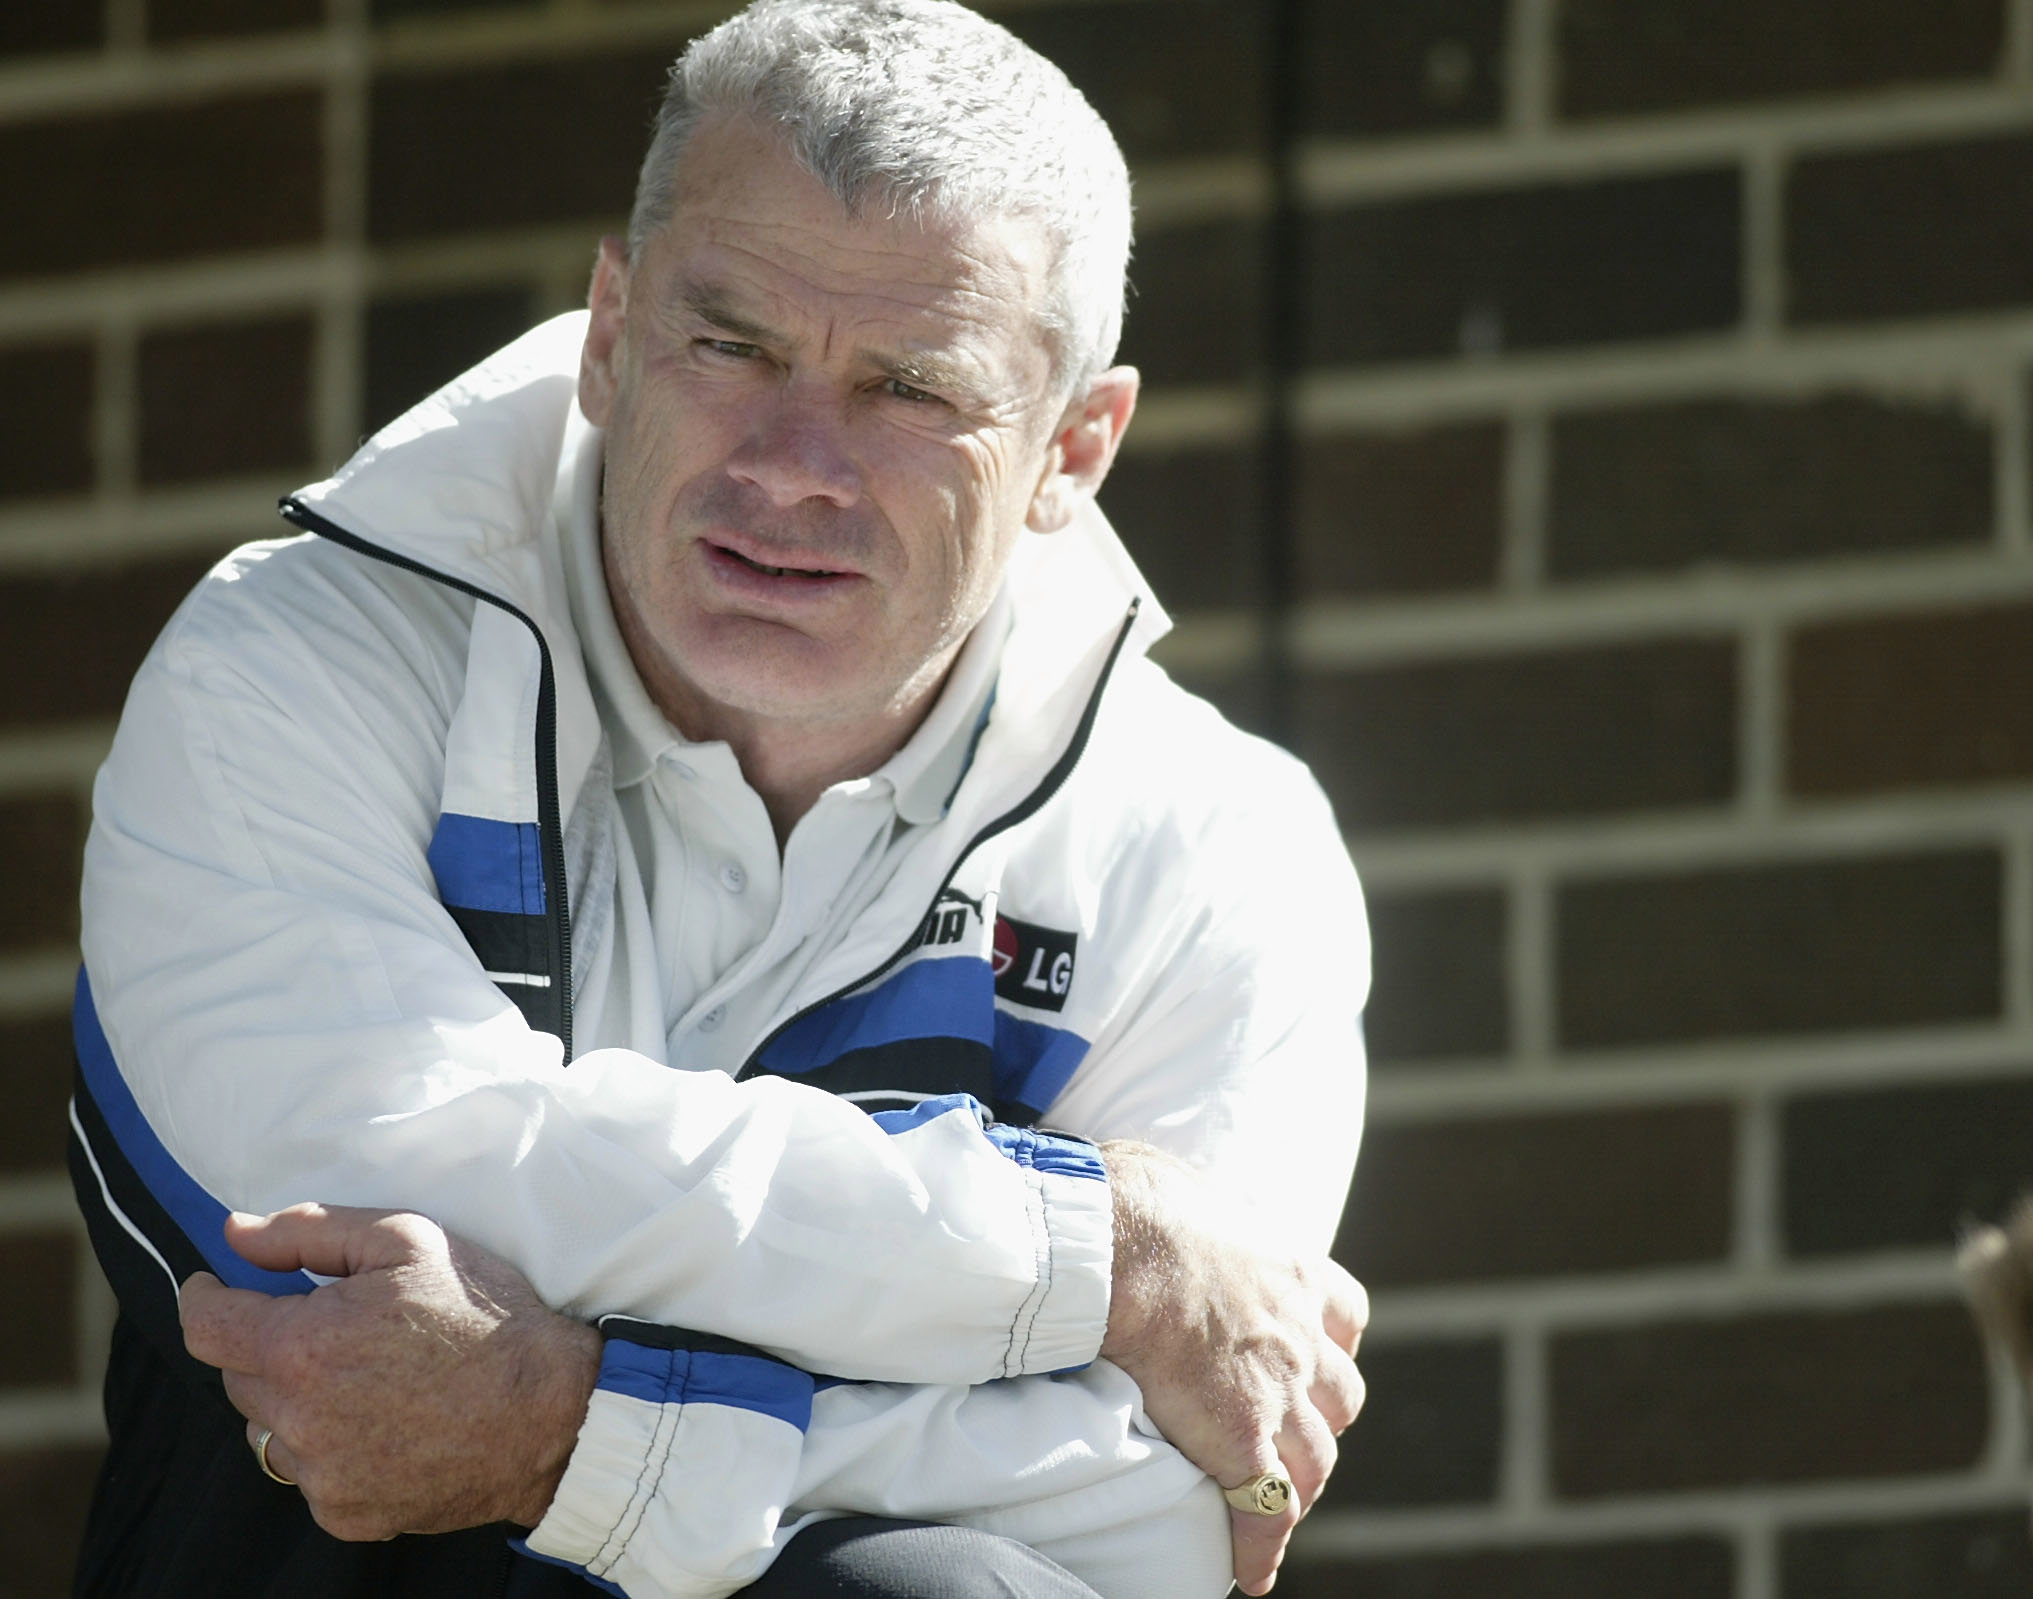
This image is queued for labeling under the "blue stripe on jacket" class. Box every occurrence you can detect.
[428,812,546,915]
[760,955,1092,1118]
[73,969,315,1295]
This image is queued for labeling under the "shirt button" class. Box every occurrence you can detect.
[719,862,747,893]
[698,1005,726,1033]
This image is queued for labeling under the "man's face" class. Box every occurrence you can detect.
[579,115,1076,740]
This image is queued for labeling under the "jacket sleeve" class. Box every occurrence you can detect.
[519,1275,1231,1599]
[517,736,1367,1599]
[73,545,1109,1387]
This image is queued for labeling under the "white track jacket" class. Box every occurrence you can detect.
[70,315,1369,1599]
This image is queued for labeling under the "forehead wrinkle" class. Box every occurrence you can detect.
[673,279,779,345]
[673,262,1006,402]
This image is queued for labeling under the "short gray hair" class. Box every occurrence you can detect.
[627,0,1133,388]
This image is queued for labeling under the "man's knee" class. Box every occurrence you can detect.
[746,1516,1103,1599]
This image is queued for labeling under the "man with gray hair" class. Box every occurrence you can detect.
[69,3,1369,1596]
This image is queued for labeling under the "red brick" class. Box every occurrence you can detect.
[0,1444,103,1599]
[149,0,324,41]
[1296,422,1504,598]
[1300,0,1506,139]
[0,796,84,954]
[1783,1073,2033,1256]
[1098,443,1261,613]
[369,47,679,242]
[1363,886,1508,1064]
[1781,1508,2033,1598]
[1297,638,1736,830]
[363,286,537,435]
[1321,1338,1502,1509]
[0,1014,72,1174]
[1551,1303,1988,1495]
[0,341,94,502]
[1561,0,2004,119]
[1558,849,2001,1048]
[0,0,102,57]
[1119,220,1263,386]
[1279,1536,1734,1599]
[1790,603,2033,798]
[1305,168,1740,366]
[0,553,220,728]
[137,314,315,487]
[0,93,323,283]
[0,1234,79,1389]
[1789,133,2033,325]
[1549,393,1992,579]
[1003,2,1263,163]
[1334,1104,1734,1288]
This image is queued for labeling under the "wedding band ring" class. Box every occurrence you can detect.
[254,1427,295,1487]
[1222,1470,1293,1516]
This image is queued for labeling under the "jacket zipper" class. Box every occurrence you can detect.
[736,598,1140,1081]
[278,496,575,1060]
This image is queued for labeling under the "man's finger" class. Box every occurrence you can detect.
[1319,1264,1368,1356]
[221,1366,283,1429]
[1226,1485,1298,1596]
[1310,1344,1366,1436]
[223,1203,416,1279]
[244,1418,300,1489]
[1274,1409,1338,1512]
[179,1271,289,1374]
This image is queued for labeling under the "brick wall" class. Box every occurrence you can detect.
[5,1,2033,1595]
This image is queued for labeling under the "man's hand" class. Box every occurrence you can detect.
[179,1204,602,1541]
[1097,1142,1368,1596]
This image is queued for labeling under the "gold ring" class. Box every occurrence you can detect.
[1222,1470,1293,1516]
[254,1427,295,1487]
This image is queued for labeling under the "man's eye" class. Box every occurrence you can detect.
[883,378,940,404]
[700,339,761,360]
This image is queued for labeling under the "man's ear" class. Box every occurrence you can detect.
[1026,365,1140,534]
[579,235,631,428]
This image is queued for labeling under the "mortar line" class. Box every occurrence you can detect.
[1499,407,1548,593]
[1509,859,1554,1068]
[1368,1257,1968,1345]
[1741,138,1785,341]
[1293,1478,2033,1560]
[316,0,371,471]
[1290,551,2033,669]
[72,1222,116,1428]
[2004,827,2033,1031]
[1504,0,1555,137]
[105,0,145,54]
[1998,361,2031,556]
[1301,84,2033,204]
[1739,614,1784,822]
[1497,1320,1547,1517]
[1737,1510,1777,1599]
[1733,1086,1781,1273]
[2008,0,2033,82]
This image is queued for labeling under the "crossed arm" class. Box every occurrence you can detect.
[178,1139,1366,1596]
[93,544,1371,1595]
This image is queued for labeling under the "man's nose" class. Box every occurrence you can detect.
[724,384,862,509]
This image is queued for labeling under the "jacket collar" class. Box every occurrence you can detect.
[287,311,1171,822]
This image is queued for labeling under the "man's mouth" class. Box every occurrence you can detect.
[714,543,847,580]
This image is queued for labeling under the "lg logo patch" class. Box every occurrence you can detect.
[993,915,1078,1013]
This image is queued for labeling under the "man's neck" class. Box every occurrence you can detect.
[606,597,959,847]
[670,678,949,847]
